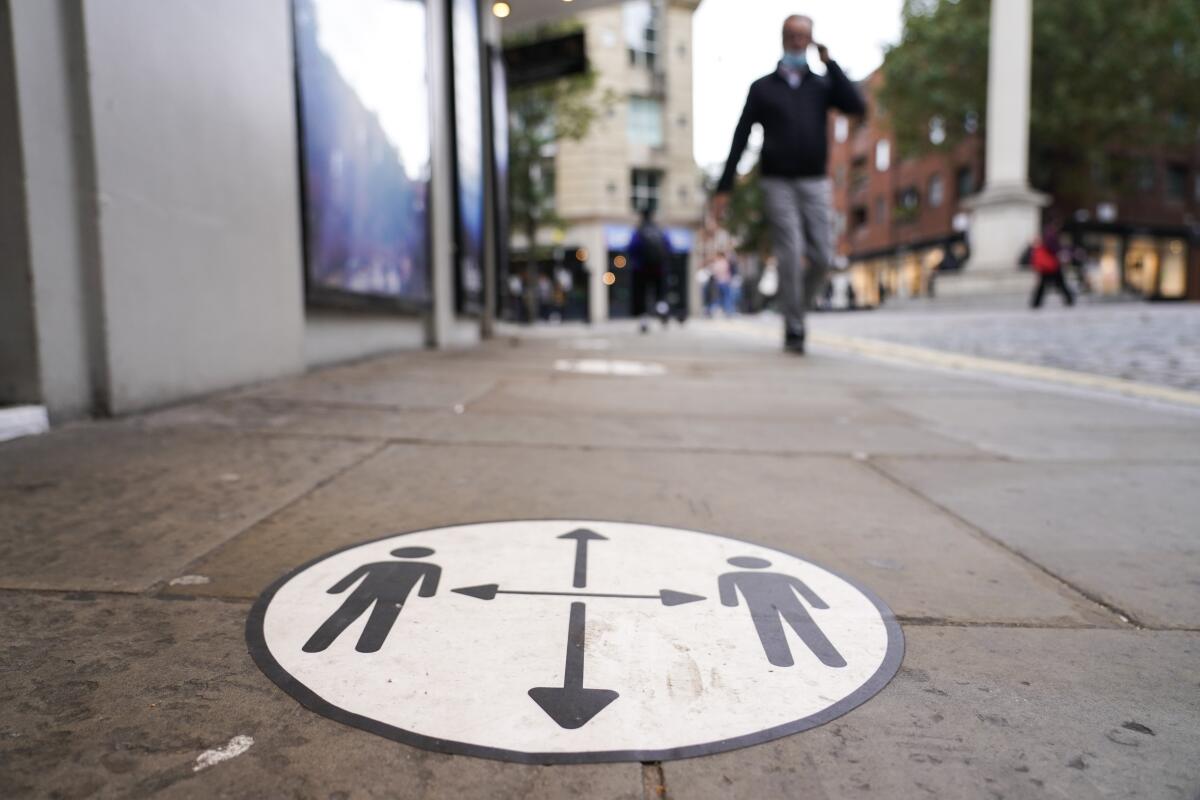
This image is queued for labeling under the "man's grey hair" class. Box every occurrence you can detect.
[783,14,814,31]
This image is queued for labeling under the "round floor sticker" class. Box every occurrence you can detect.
[246,520,904,763]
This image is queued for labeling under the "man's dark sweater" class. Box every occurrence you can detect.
[717,61,866,193]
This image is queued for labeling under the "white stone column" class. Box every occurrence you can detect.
[953,0,1048,293]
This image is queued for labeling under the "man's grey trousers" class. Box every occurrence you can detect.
[761,176,835,336]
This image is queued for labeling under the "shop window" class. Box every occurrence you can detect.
[928,173,944,208]
[1166,164,1188,201]
[1161,240,1188,298]
[623,1,659,72]
[630,168,662,212]
[628,97,663,148]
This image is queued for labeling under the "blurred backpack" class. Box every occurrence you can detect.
[1031,243,1059,275]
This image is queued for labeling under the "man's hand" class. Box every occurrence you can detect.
[711,192,730,221]
[816,42,830,64]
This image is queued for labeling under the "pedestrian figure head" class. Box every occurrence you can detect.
[391,547,434,559]
[727,556,772,569]
[782,15,814,57]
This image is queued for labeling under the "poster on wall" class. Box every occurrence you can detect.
[293,0,432,308]
[489,44,510,317]
[451,0,485,314]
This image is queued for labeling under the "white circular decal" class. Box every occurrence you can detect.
[247,521,903,763]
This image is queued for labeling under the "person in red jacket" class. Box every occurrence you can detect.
[1030,225,1075,309]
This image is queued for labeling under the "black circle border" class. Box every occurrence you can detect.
[245,519,906,765]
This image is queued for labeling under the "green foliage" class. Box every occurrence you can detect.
[719,166,773,258]
[879,0,1200,197]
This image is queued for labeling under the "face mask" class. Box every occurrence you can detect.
[781,49,807,69]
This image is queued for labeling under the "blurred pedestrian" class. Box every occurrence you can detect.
[712,14,866,354]
[708,252,734,316]
[628,207,672,333]
[1030,225,1075,309]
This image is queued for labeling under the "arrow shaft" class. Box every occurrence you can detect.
[496,589,659,600]
[563,601,586,688]
[571,540,589,588]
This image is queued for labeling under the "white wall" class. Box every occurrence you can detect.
[81,0,306,413]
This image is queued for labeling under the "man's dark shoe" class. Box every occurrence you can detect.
[784,329,806,355]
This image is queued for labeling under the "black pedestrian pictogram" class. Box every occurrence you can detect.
[719,556,847,669]
[303,546,440,654]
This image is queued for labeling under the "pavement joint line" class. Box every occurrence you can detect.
[862,459,1145,629]
[146,440,391,596]
[641,761,667,800]
[241,430,999,462]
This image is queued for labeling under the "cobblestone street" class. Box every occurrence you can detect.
[811,300,1200,391]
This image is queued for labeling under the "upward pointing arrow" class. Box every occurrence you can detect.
[528,602,618,729]
[558,528,607,588]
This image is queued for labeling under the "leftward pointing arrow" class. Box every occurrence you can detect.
[527,602,618,729]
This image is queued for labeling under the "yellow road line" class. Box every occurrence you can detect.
[811,332,1200,409]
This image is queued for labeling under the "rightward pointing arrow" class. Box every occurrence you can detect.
[451,584,706,606]
[528,602,618,729]
[557,528,607,588]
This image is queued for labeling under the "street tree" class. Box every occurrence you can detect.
[879,0,1200,201]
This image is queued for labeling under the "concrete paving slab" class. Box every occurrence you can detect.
[0,592,642,799]
[877,458,1200,629]
[663,626,1200,800]
[138,396,980,458]
[238,361,501,411]
[0,426,378,592]
[167,444,1112,628]
[873,388,1200,461]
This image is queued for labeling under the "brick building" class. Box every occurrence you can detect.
[828,70,1200,305]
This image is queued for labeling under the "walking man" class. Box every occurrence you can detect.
[712,15,866,354]
[303,546,441,654]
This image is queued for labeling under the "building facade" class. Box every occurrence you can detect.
[506,0,706,323]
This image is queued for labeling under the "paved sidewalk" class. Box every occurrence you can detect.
[1,324,1198,798]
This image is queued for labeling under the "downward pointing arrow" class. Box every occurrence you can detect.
[528,602,618,729]
[558,528,607,588]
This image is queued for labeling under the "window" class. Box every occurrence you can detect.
[874,196,886,226]
[928,174,944,208]
[1166,164,1187,200]
[623,0,659,71]
[956,166,975,199]
[851,205,868,231]
[875,140,891,172]
[1136,158,1156,193]
[834,117,849,143]
[630,168,662,212]
[895,187,920,224]
[850,155,868,193]
[628,97,663,147]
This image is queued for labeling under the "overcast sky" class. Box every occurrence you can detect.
[692,0,904,172]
